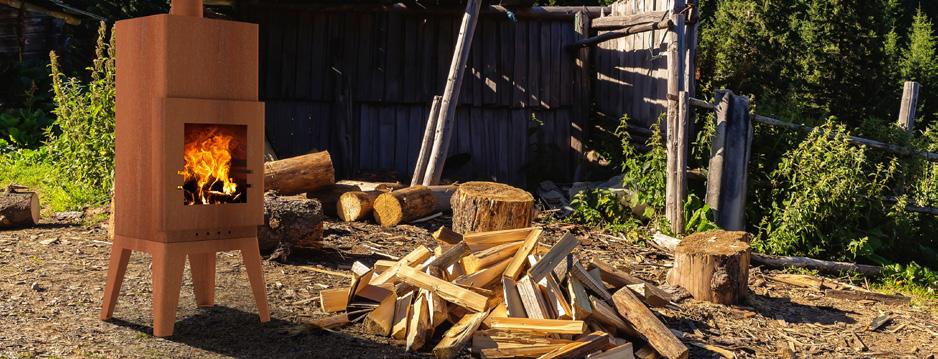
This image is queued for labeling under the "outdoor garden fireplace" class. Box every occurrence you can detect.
[99,0,269,337]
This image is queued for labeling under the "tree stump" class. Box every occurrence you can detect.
[0,185,39,228]
[263,151,335,196]
[258,192,323,252]
[666,230,751,305]
[450,182,534,234]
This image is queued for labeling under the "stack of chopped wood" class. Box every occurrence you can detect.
[312,227,689,359]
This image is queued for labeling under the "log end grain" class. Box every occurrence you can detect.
[337,191,378,222]
[450,182,534,234]
[373,186,436,227]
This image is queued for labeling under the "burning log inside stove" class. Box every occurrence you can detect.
[178,124,249,205]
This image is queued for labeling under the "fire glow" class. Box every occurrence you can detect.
[178,126,243,205]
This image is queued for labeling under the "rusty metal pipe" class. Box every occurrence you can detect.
[170,0,203,17]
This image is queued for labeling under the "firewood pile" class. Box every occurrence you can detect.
[310,226,690,359]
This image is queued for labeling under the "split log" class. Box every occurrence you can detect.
[612,288,689,359]
[450,181,535,234]
[666,230,750,305]
[0,185,39,228]
[433,311,487,359]
[258,193,323,252]
[372,185,455,227]
[264,151,335,196]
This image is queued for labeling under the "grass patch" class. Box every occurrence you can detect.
[0,149,108,215]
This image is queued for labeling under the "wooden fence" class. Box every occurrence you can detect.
[247,1,697,187]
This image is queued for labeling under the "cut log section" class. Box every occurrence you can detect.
[450,181,535,234]
[666,230,751,305]
[258,193,324,252]
[337,191,379,222]
[264,151,335,196]
[0,185,39,228]
[372,185,455,227]
[308,180,403,217]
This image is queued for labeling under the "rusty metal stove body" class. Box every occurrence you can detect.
[100,0,269,337]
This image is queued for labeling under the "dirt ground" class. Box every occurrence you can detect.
[1,216,937,359]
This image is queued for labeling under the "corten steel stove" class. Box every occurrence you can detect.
[100,0,269,337]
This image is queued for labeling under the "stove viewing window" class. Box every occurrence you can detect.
[179,124,248,205]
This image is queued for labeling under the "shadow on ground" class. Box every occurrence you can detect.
[108,306,422,359]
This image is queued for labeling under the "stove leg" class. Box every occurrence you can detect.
[100,241,132,320]
[189,253,216,307]
[151,248,186,337]
[239,238,270,322]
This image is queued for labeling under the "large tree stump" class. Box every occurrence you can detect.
[264,151,335,196]
[666,230,751,305]
[450,182,534,234]
[372,186,455,227]
[258,192,324,252]
[0,185,39,228]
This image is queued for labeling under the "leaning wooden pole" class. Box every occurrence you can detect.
[664,7,686,234]
[706,90,752,230]
[898,81,920,133]
[422,0,482,185]
[412,96,443,185]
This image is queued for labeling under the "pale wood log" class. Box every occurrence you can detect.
[664,7,687,234]
[319,287,349,313]
[587,342,635,359]
[363,294,396,336]
[308,180,403,217]
[258,193,323,251]
[540,331,613,359]
[665,230,750,305]
[407,291,432,351]
[486,317,587,335]
[264,151,335,195]
[450,182,535,234]
[423,0,483,185]
[453,256,512,288]
[396,265,488,312]
[528,233,578,281]
[612,288,688,359]
[516,275,551,319]
[412,96,443,185]
[371,245,431,286]
[463,227,535,251]
[0,186,39,228]
[463,241,522,273]
[501,276,527,318]
[433,311,488,359]
[391,291,415,340]
[503,228,542,280]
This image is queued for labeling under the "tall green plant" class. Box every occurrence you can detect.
[46,22,115,202]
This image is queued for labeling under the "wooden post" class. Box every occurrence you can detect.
[898,81,920,132]
[422,0,482,185]
[664,7,686,234]
[412,96,443,185]
[572,11,591,182]
[706,90,751,231]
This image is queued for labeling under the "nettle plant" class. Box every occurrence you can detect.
[47,22,116,199]
[753,122,896,260]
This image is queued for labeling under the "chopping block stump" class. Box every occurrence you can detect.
[99,235,271,337]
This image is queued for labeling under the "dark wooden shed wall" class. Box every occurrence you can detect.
[0,6,65,64]
[251,7,579,186]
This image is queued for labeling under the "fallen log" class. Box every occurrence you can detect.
[651,232,883,276]
[0,185,39,228]
[666,230,750,305]
[372,185,455,227]
[450,181,535,234]
[308,180,403,217]
[258,193,323,252]
[264,151,335,195]
[612,287,689,359]
[337,191,379,222]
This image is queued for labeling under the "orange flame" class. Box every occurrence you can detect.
[178,127,238,205]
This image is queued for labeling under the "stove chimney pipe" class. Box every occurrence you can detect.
[170,0,203,17]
